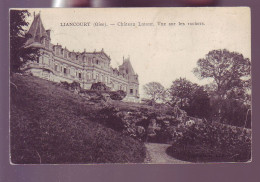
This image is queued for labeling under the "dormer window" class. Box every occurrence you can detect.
[76,55,79,60]
[40,37,45,44]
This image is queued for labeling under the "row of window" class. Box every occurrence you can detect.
[37,56,134,92]
[54,64,82,78]
[52,47,109,67]
[38,56,129,83]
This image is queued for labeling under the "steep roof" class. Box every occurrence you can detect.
[119,57,136,75]
[27,13,47,40]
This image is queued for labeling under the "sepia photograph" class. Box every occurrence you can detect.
[9,8,251,164]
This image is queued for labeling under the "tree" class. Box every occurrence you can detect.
[10,10,40,73]
[193,49,251,126]
[169,78,211,119]
[143,82,166,103]
[193,49,251,100]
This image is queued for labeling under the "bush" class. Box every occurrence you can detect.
[70,81,81,90]
[60,81,80,91]
[168,120,251,162]
[91,82,110,91]
[109,90,127,100]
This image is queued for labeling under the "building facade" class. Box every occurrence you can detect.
[24,13,140,102]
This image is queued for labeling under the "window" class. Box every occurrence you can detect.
[130,89,133,94]
[78,73,81,79]
[64,68,67,74]
[36,57,39,63]
[136,90,138,95]
[87,73,90,80]
[71,68,75,75]
[96,60,99,64]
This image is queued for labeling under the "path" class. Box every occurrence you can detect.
[144,143,191,164]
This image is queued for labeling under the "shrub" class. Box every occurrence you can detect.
[109,90,127,100]
[70,81,81,90]
[60,81,80,91]
[168,120,251,162]
[91,82,110,91]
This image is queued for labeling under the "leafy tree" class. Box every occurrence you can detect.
[143,82,166,104]
[169,78,211,119]
[193,49,251,100]
[193,49,251,127]
[169,78,193,108]
[10,10,40,73]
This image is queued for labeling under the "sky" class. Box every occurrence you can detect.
[24,8,250,97]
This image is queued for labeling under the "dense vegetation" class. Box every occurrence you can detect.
[167,120,251,162]
[10,74,145,164]
[10,10,40,73]
[10,74,252,163]
[143,49,251,128]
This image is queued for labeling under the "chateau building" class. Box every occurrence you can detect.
[24,13,140,102]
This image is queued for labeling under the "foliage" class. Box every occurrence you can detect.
[193,49,251,126]
[193,49,251,99]
[93,102,188,143]
[109,90,127,100]
[168,120,251,162]
[10,74,146,164]
[143,82,166,103]
[215,98,251,128]
[60,81,81,90]
[169,78,211,119]
[10,10,40,73]
[91,82,110,91]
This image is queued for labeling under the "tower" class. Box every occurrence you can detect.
[119,56,139,100]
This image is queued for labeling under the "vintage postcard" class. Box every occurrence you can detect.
[9,8,251,164]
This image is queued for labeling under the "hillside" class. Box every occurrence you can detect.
[10,74,252,164]
[10,74,146,164]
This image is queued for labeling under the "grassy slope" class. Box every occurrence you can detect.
[10,74,145,164]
